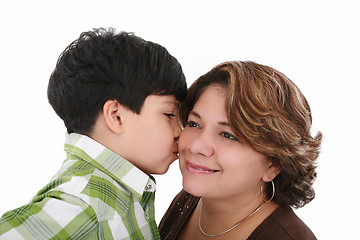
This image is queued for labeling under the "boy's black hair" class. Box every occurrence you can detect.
[48,27,187,134]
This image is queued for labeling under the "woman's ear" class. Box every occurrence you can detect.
[262,161,281,182]
[103,100,124,134]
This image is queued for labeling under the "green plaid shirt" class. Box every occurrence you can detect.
[0,133,160,240]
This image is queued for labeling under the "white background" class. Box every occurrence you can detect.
[0,1,359,239]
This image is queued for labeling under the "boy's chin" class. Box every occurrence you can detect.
[150,157,177,175]
[150,165,171,175]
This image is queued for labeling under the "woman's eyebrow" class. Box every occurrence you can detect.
[189,111,201,119]
[219,122,230,127]
[190,110,230,126]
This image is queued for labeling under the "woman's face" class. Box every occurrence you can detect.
[178,85,273,201]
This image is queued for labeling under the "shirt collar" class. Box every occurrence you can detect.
[64,133,156,201]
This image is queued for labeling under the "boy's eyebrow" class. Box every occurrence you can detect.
[163,99,179,107]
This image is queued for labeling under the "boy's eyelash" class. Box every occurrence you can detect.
[165,113,176,119]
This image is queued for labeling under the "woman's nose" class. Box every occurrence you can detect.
[188,132,214,157]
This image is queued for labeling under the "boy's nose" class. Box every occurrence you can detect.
[173,119,182,139]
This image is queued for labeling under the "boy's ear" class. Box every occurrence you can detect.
[103,100,124,134]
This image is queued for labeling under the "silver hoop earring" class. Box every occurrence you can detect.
[260,180,275,202]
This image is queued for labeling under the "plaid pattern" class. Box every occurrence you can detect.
[0,133,160,240]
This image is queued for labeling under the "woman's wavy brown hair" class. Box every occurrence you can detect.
[179,61,323,208]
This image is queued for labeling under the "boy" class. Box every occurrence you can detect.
[0,28,187,239]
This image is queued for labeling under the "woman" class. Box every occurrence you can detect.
[159,61,322,239]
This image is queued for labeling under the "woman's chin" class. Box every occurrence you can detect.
[182,179,204,197]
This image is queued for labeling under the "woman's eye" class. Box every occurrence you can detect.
[165,113,176,119]
[220,132,239,141]
[187,121,199,128]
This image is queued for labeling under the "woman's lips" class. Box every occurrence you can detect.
[185,161,220,174]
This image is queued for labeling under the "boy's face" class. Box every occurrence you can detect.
[119,95,181,174]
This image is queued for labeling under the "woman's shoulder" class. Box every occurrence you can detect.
[249,206,317,240]
[159,189,200,240]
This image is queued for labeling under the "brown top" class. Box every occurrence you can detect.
[159,190,317,240]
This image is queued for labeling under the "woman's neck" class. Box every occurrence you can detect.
[201,192,263,217]
[198,196,279,239]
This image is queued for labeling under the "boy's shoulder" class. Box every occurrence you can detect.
[41,158,135,217]
[0,158,135,239]
[1,131,160,239]
[0,179,99,239]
